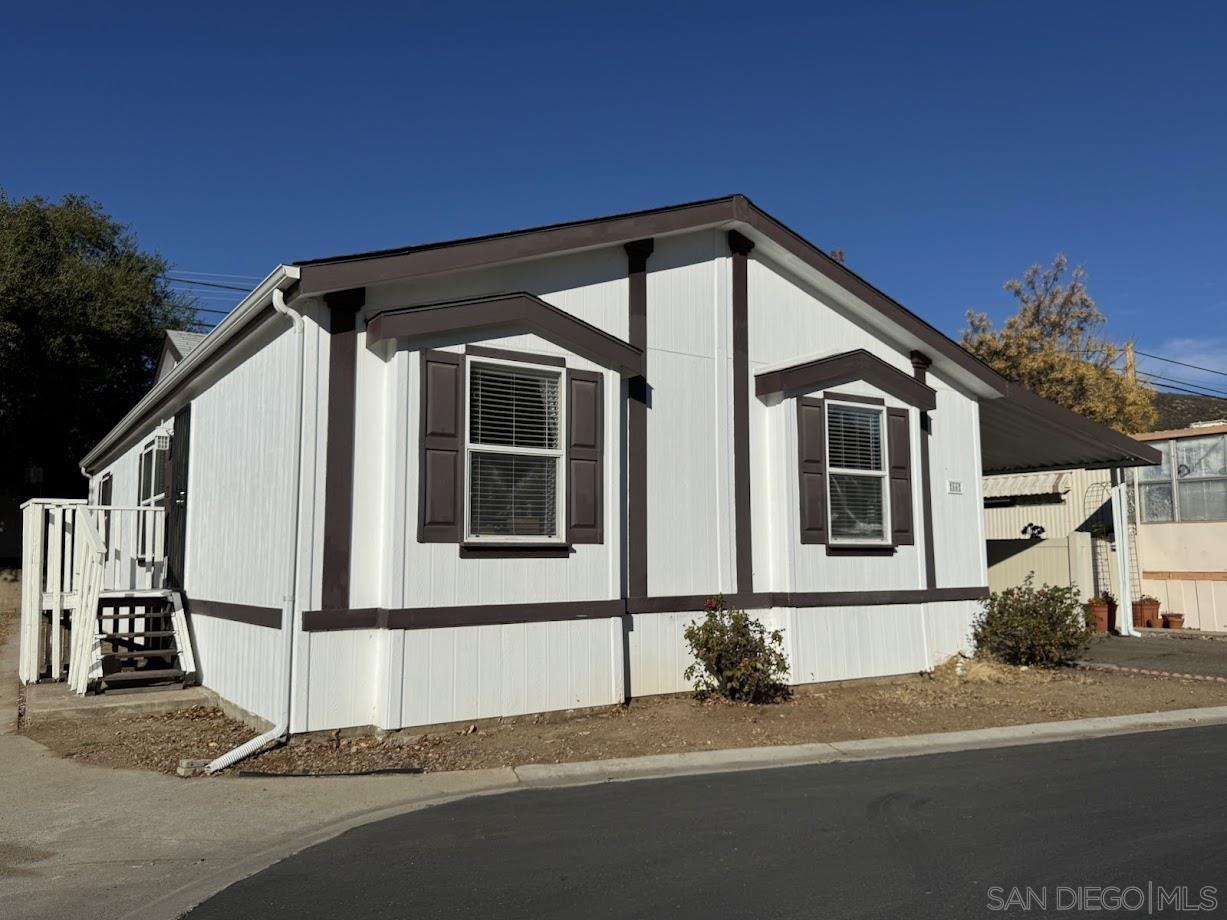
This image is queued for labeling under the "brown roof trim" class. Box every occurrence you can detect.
[755,348,938,411]
[295,194,1005,392]
[366,292,644,376]
[1134,423,1227,441]
[294,195,1159,472]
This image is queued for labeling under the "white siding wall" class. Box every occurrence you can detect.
[185,328,299,607]
[192,616,282,724]
[628,601,978,700]
[746,253,985,596]
[927,371,988,588]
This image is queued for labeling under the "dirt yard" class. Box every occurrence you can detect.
[23,661,1227,777]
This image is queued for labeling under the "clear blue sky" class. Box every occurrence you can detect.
[4,2,1226,390]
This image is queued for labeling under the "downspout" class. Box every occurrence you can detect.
[207,282,306,773]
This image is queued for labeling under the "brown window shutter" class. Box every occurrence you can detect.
[566,369,604,544]
[418,350,465,543]
[797,397,828,544]
[887,407,914,546]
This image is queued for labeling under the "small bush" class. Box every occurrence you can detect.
[683,595,790,703]
[972,575,1092,667]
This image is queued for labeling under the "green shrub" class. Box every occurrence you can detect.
[972,575,1093,667]
[683,595,790,702]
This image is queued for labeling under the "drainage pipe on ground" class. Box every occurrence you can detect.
[207,280,306,773]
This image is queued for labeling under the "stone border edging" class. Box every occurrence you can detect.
[1075,661,1227,683]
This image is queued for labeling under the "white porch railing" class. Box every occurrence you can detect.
[18,500,168,685]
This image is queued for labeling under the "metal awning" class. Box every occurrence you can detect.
[983,471,1070,499]
[979,383,1162,474]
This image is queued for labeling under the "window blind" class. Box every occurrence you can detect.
[827,403,886,542]
[470,364,560,450]
[470,452,558,536]
[827,405,883,471]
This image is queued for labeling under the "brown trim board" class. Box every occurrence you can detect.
[188,598,282,629]
[464,344,566,367]
[321,288,364,610]
[756,349,937,410]
[301,587,990,630]
[729,230,755,595]
[366,293,643,376]
[625,239,653,598]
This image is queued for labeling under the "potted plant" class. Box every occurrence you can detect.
[1102,591,1117,632]
[1162,612,1185,629]
[1085,596,1111,634]
[1133,594,1162,629]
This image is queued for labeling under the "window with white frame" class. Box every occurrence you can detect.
[1136,434,1227,523]
[465,361,564,540]
[826,402,889,543]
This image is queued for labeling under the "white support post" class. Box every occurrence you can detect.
[1111,483,1140,637]
[48,506,63,679]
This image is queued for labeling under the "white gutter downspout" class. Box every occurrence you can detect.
[1110,481,1142,638]
[207,278,306,773]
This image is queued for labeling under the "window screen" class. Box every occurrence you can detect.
[467,363,562,538]
[826,403,887,542]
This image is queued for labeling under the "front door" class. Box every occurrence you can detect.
[165,404,191,589]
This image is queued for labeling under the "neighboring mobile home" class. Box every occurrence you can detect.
[983,415,1227,631]
[23,196,1158,744]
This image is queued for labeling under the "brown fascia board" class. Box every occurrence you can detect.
[365,292,644,376]
[1134,423,1227,441]
[755,349,937,411]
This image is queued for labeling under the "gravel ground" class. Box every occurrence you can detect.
[23,661,1227,776]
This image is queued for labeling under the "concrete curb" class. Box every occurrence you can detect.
[511,705,1227,787]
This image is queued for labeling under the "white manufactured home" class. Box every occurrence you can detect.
[19,196,1157,753]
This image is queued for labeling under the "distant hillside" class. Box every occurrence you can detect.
[1151,392,1227,431]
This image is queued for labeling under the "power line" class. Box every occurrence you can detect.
[170,270,263,281]
[163,275,251,292]
[1139,375,1227,400]
[1134,349,1227,379]
[1141,372,1227,399]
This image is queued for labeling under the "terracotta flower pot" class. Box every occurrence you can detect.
[1163,613,1185,630]
[1087,602,1110,634]
[1133,600,1161,629]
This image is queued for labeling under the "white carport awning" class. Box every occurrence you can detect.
[983,471,1071,499]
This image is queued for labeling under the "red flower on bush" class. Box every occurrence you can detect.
[704,597,716,610]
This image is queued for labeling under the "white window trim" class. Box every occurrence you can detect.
[463,356,567,543]
[824,398,891,546]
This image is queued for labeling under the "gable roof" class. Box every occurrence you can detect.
[296,194,1158,474]
[82,197,1160,476]
[166,330,208,359]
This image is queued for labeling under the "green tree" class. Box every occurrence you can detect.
[962,254,1157,433]
[0,191,196,499]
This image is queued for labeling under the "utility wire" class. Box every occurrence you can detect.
[1141,372,1227,398]
[1134,349,1227,379]
[1139,375,1227,400]
[164,275,251,292]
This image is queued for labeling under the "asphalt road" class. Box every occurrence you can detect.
[187,727,1227,919]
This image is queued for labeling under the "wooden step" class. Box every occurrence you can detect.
[98,668,185,687]
[96,610,173,620]
[101,630,176,639]
[102,649,179,661]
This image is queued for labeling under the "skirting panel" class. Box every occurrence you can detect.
[193,615,282,724]
[399,617,622,729]
[300,630,382,732]
[923,600,980,665]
